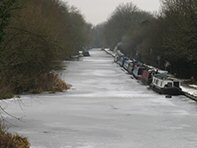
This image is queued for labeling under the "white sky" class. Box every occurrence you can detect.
[64,0,161,25]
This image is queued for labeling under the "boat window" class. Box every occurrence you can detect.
[148,73,152,79]
[174,82,179,87]
[138,68,144,75]
[154,79,157,84]
[155,79,159,85]
[160,82,163,87]
[165,82,173,87]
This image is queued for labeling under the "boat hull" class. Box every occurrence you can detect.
[151,85,183,95]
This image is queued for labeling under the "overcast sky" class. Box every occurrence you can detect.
[64,0,161,25]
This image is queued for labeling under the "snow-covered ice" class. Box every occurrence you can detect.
[1,49,197,148]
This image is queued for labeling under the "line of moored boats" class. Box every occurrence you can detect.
[113,50,183,96]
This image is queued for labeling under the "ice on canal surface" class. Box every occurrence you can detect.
[1,49,197,148]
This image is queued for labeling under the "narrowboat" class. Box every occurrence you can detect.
[141,68,155,85]
[83,50,90,56]
[117,56,129,67]
[127,60,136,74]
[114,50,124,62]
[117,56,124,66]
[151,73,183,95]
[132,63,146,79]
[123,59,133,71]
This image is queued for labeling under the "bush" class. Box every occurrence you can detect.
[0,122,30,148]
[28,72,70,94]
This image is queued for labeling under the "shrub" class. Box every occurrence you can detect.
[0,122,30,148]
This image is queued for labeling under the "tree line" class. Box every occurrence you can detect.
[92,0,197,79]
[0,0,91,98]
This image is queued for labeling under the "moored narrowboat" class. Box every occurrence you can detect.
[114,50,124,62]
[127,62,134,74]
[123,59,133,71]
[132,63,146,79]
[151,73,183,95]
[127,60,137,74]
[83,50,90,56]
[117,56,129,67]
[141,68,155,85]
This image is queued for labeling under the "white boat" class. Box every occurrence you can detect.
[151,73,182,95]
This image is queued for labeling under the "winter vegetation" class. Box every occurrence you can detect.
[0,0,91,99]
[92,0,197,79]
[0,0,91,145]
[0,122,30,148]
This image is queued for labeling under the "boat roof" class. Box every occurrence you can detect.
[125,59,133,63]
[154,73,180,81]
[158,70,168,74]
[116,50,124,56]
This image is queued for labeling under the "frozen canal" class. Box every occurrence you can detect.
[1,49,197,148]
